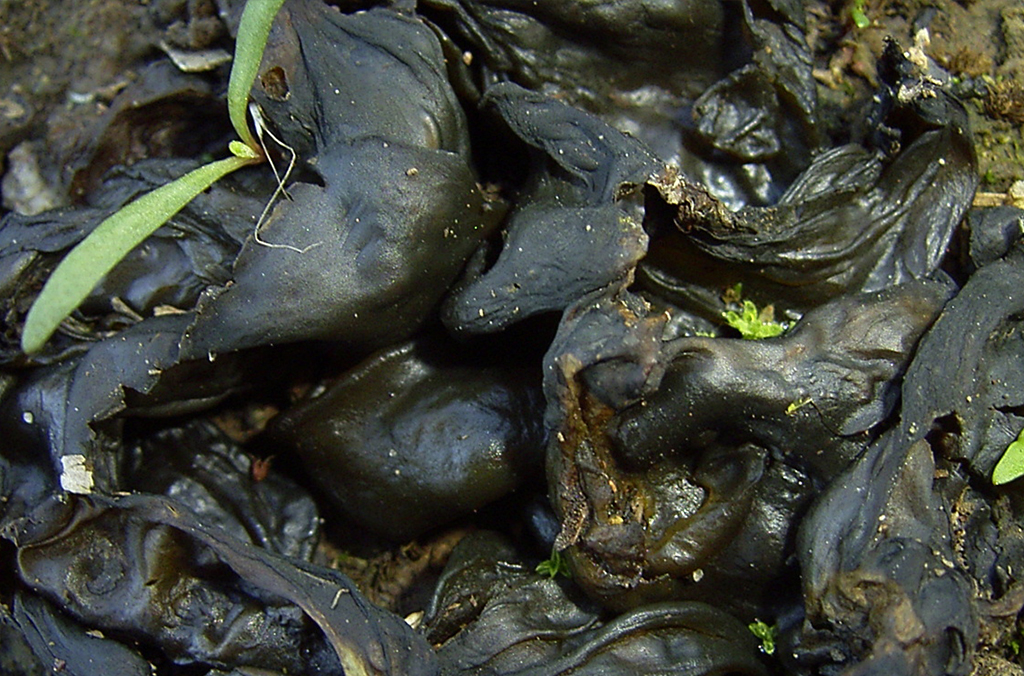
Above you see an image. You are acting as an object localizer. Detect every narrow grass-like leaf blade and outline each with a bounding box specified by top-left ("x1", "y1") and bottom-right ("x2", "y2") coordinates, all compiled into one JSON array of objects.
[
  {"x1": 21, "y1": 155, "x2": 253, "y2": 353},
  {"x1": 228, "y1": 0, "x2": 287, "y2": 149}
]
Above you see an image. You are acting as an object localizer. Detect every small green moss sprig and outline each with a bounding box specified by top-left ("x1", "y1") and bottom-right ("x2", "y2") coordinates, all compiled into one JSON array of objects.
[
  {"x1": 536, "y1": 549, "x2": 571, "y2": 579},
  {"x1": 748, "y1": 619, "x2": 777, "y2": 655},
  {"x1": 993, "y1": 428, "x2": 1024, "y2": 485},
  {"x1": 722, "y1": 299, "x2": 788, "y2": 340},
  {"x1": 21, "y1": 0, "x2": 286, "y2": 354}
]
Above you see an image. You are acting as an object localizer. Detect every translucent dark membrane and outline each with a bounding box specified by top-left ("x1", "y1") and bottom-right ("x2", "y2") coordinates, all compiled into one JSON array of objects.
[
  {"x1": 639, "y1": 42, "x2": 977, "y2": 321},
  {"x1": 542, "y1": 279, "x2": 953, "y2": 615},
  {"x1": 270, "y1": 334, "x2": 546, "y2": 541},
  {"x1": 179, "y1": 0, "x2": 496, "y2": 357},
  {"x1": 424, "y1": 532, "x2": 769, "y2": 676},
  {"x1": 4, "y1": 492, "x2": 438, "y2": 674}
]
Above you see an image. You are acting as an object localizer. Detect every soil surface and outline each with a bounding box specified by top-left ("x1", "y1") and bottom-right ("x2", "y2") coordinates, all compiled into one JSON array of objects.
[{"x1": 804, "y1": 0, "x2": 1024, "y2": 194}]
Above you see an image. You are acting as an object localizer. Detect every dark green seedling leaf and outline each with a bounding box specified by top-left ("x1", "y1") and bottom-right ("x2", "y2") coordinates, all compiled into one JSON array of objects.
[
  {"x1": 748, "y1": 619, "x2": 777, "y2": 655},
  {"x1": 993, "y1": 428, "x2": 1024, "y2": 485},
  {"x1": 536, "y1": 549, "x2": 571, "y2": 578},
  {"x1": 21, "y1": 154, "x2": 256, "y2": 353}
]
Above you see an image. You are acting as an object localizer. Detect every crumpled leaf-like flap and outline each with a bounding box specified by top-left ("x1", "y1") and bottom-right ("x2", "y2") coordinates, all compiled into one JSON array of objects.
[{"x1": 7, "y1": 493, "x2": 439, "y2": 676}]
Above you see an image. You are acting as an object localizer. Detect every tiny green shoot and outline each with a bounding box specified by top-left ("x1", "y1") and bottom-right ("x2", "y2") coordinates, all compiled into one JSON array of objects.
[
  {"x1": 993, "y1": 428, "x2": 1024, "y2": 485},
  {"x1": 722, "y1": 300, "x2": 788, "y2": 340},
  {"x1": 20, "y1": 0, "x2": 286, "y2": 354},
  {"x1": 748, "y1": 619, "x2": 777, "y2": 655},
  {"x1": 786, "y1": 396, "x2": 813, "y2": 416},
  {"x1": 850, "y1": 0, "x2": 870, "y2": 29},
  {"x1": 536, "y1": 549, "x2": 571, "y2": 579},
  {"x1": 722, "y1": 282, "x2": 744, "y2": 305}
]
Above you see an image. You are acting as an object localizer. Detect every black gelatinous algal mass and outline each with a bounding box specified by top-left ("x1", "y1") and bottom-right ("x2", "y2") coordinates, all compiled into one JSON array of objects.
[{"x1": 0, "y1": 1, "x2": 1007, "y2": 675}]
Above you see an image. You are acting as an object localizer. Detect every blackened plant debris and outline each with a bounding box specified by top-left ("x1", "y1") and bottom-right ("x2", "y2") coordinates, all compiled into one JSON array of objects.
[
  {"x1": 639, "y1": 45, "x2": 977, "y2": 322},
  {"x1": 0, "y1": 1, "x2": 1006, "y2": 675},
  {"x1": 179, "y1": 0, "x2": 497, "y2": 357},
  {"x1": 3, "y1": 492, "x2": 440, "y2": 675},
  {"x1": 542, "y1": 279, "x2": 954, "y2": 615}
]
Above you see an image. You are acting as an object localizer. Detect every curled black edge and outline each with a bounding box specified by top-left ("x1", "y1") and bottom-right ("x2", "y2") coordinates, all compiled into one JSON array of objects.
[
  {"x1": 0, "y1": 155, "x2": 264, "y2": 368},
  {"x1": 640, "y1": 50, "x2": 977, "y2": 321},
  {"x1": 899, "y1": 245, "x2": 1024, "y2": 476},
  {"x1": 606, "y1": 278, "x2": 956, "y2": 474},
  {"x1": 11, "y1": 589, "x2": 152, "y2": 676},
  {"x1": 426, "y1": 532, "x2": 766, "y2": 676},
  {"x1": 128, "y1": 419, "x2": 322, "y2": 560},
  {"x1": 536, "y1": 277, "x2": 961, "y2": 625},
  {"x1": 510, "y1": 601, "x2": 768, "y2": 676},
  {"x1": 793, "y1": 434, "x2": 977, "y2": 675},
  {"x1": 442, "y1": 81, "x2": 658, "y2": 334},
  {"x1": 481, "y1": 81, "x2": 661, "y2": 202},
  {"x1": 7, "y1": 493, "x2": 440, "y2": 676},
  {"x1": 3, "y1": 314, "x2": 191, "y2": 495},
  {"x1": 130, "y1": 493, "x2": 440, "y2": 676}
]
